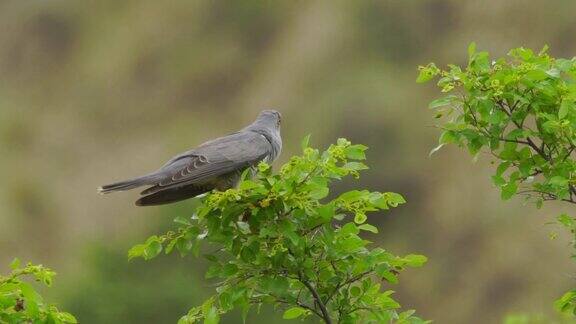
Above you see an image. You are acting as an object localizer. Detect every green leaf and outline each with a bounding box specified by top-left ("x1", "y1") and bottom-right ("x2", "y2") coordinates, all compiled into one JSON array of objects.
[
  {"x1": 358, "y1": 224, "x2": 379, "y2": 233},
  {"x1": 282, "y1": 307, "x2": 308, "y2": 319},
  {"x1": 144, "y1": 237, "x2": 163, "y2": 260},
  {"x1": 354, "y1": 213, "x2": 367, "y2": 224},
  {"x1": 404, "y1": 254, "x2": 428, "y2": 267},
  {"x1": 203, "y1": 254, "x2": 218, "y2": 262},
  {"x1": 350, "y1": 286, "x2": 362, "y2": 297},
  {"x1": 340, "y1": 222, "x2": 360, "y2": 236},
  {"x1": 439, "y1": 130, "x2": 458, "y2": 144},
  {"x1": 128, "y1": 244, "x2": 146, "y2": 261},
  {"x1": 257, "y1": 161, "x2": 270, "y2": 173},
  {"x1": 20, "y1": 282, "x2": 42, "y2": 304},
  {"x1": 491, "y1": 175, "x2": 505, "y2": 187},
  {"x1": 417, "y1": 63, "x2": 439, "y2": 83},
  {"x1": 555, "y1": 290, "x2": 576, "y2": 314},
  {"x1": 376, "y1": 266, "x2": 398, "y2": 284},
  {"x1": 467, "y1": 42, "x2": 476, "y2": 59},
  {"x1": 557, "y1": 214, "x2": 575, "y2": 228},
  {"x1": 62, "y1": 312, "x2": 79, "y2": 323},
  {"x1": 524, "y1": 69, "x2": 548, "y2": 81},
  {"x1": 204, "y1": 306, "x2": 220, "y2": 324},
  {"x1": 206, "y1": 264, "x2": 222, "y2": 279},
  {"x1": 384, "y1": 192, "x2": 406, "y2": 206},
  {"x1": 344, "y1": 144, "x2": 368, "y2": 160},
  {"x1": 301, "y1": 134, "x2": 311, "y2": 151},
  {"x1": 343, "y1": 162, "x2": 369, "y2": 171},
  {"x1": 174, "y1": 215, "x2": 191, "y2": 226},
  {"x1": 428, "y1": 95, "x2": 458, "y2": 109},
  {"x1": 338, "y1": 190, "x2": 366, "y2": 203},
  {"x1": 309, "y1": 185, "x2": 329, "y2": 200},
  {"x1": 10, "y1": 258, "x2": 20, "y2": 270},
  {"x1": 501, "y1": 182, "x2": 518, "y2": 200},
  {"x1": 57, "y1": 312, "x2": 78, "y2": 323},
  {"x1": 239, "y1": 180, "x2": 261, "y2": 190},
  {"x1": 505, "y1": 129, "x2": 526, "y2": 140},
  {"x1": 262, "y1": 276, "x2": 289, "y2": 296},
  {"x1": 559, "y1": 100, "x2": 574, "y2": 119},
  {"x1": 221, "y1": 264, "x2": 239, "y2": 277},
  {"x1": 496, "y1": 162, "x2": 511, "y2": 176},
  {"x1": 550, "y1": 176, "x2": 568, "y2": 187},
  {"x1": 470, "y1": 51, "x2": 489, "y2": 71},
  {"x1": 317, "y1": 203, "x2": 335, "y2": 222}
]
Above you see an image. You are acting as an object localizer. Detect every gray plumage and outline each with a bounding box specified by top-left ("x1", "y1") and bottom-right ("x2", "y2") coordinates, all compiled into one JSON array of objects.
[{"x1": 98, "y1": 110, "x2": 282, "y2": 206}]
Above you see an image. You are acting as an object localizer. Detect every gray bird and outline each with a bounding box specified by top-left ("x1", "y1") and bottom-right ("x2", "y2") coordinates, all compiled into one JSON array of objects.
[{"x1": 98, "y1": 110, "x2": 282, "y2": 206}]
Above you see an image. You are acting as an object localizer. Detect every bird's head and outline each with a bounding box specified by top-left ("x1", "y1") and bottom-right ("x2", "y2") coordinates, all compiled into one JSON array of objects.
[
  {"x1": 243, "y1": 109, "x2": 282, "y2": 161},
  {"x1": 254, "y1": 109, "x2": 282, "y2": 131}
]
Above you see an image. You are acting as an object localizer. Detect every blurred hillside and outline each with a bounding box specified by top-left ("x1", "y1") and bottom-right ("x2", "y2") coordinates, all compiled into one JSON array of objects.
[{"x1": 1, "y1": 1, "x2": 576, "y2": 323}]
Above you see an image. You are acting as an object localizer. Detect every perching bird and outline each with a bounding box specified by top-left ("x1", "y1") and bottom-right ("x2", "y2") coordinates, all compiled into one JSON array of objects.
[{"x1": 98, "y1": 110, "x2": 282, "y2": 206}]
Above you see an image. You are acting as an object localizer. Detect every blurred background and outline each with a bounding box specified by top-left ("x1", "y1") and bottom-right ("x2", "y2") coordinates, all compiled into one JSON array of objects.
[{"x1": 1, "y1": 1, "x2": 575, "y2": 323}]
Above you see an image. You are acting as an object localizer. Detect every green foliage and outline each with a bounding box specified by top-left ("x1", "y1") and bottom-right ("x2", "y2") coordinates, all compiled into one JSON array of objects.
[
  {"x1": 420, "y1": 44, "x2": 576, "y2": 206},
  {"x1": 130, "y1": 138, "x2": 428, "y2": 323},
  {"x1": 554, "y1": 213, "x2": 576, "y2": 317},
  {"x1": 0, "y1": 259, "x2": 76, "y2": 324},
  {"x1": 556, "y1": 289, "x2": 576, "y2": 316},
  {"x1": 420, "y1": 44, "x2": 576, "y2": 317}
]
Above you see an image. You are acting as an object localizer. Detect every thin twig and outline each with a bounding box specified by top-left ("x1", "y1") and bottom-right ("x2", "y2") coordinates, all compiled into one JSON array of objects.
[{"x1": 299, "y1": 273, "x2": 332, "y2": 324}]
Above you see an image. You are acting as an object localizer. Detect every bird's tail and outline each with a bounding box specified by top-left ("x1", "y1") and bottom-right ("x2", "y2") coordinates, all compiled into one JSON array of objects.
[
  {"x1": 98, "y1": 174, "x2": 157, "y2": 194},
  {"x1": 136, "y1": 185, "x2": 209, "y2": 206}
]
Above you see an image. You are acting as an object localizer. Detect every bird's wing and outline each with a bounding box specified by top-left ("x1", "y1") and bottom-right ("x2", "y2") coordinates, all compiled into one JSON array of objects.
[{"x1": 147, "y1": 131, "x2": 271, "y2": 193}]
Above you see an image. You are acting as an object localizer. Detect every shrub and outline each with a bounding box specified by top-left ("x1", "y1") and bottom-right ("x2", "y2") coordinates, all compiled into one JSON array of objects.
[
  {"x1": 419, "y1": 43, "x2": 576, "y2": 316},
  {"x1": 130, "y1": 138, "x2": 428, "y2": 324},
  {"x1": 0, "y1": 259, "x2": 76, "y2": 323}
]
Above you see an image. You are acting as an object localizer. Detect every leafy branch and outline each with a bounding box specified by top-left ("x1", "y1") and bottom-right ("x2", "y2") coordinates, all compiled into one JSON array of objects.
[
  {"x1": 419, "y1": 43, "x2": 576, "y2": 317},
  {"x1": 129, "y1": 137, "x2": 428, "y2": 323},
  {"x1": 0, "y1": 259, "x2": 77, "y2": 324}
]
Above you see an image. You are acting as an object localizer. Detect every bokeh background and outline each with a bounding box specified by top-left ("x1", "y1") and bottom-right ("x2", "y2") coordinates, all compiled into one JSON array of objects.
[{"x1": 1, "y1": 1, "x2": 576, "y2": 323}]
